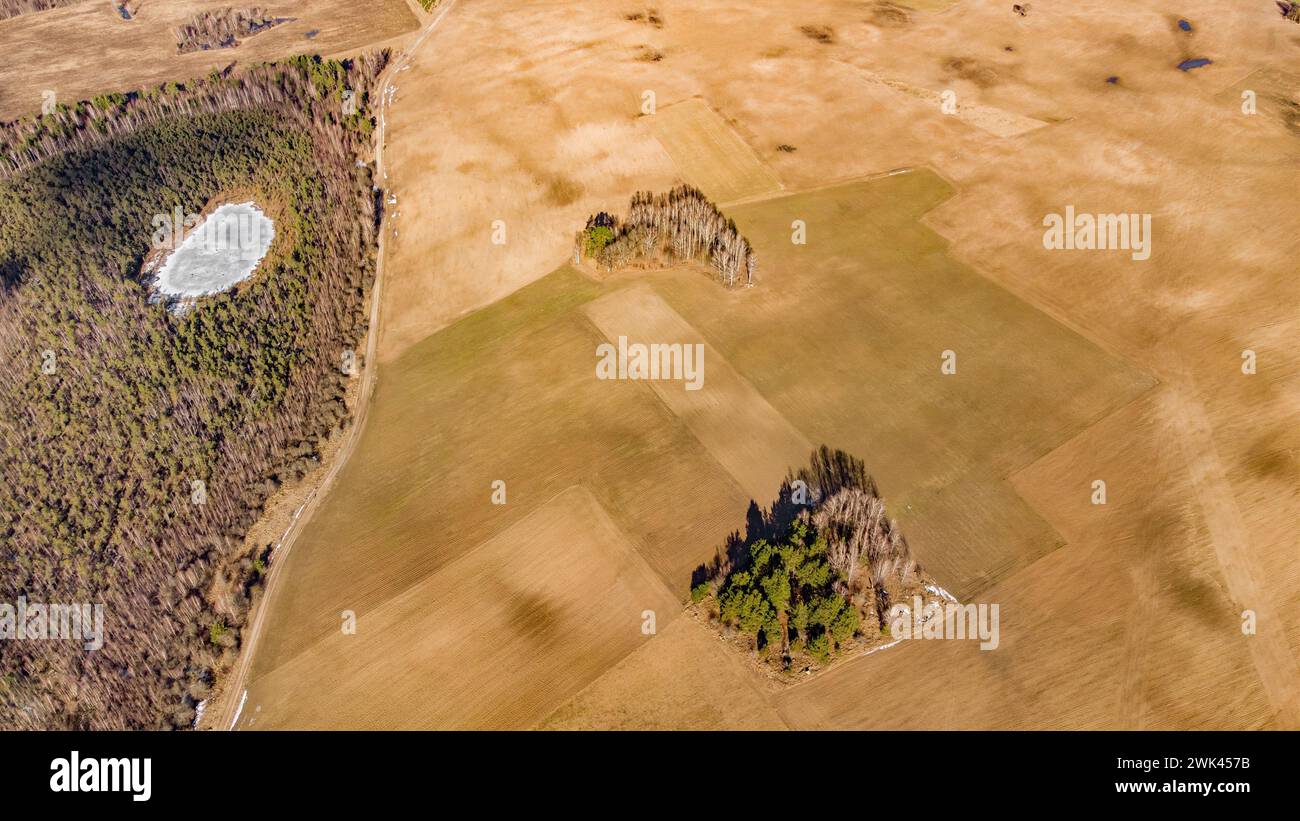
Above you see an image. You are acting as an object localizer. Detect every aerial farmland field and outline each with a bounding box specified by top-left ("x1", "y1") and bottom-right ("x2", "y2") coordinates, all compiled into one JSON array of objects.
[
  {"x1": 0, "y1": 0, "x2": 422, "y2": 120},
  {"x1": 230, "y1": 160, "x2": 1156, "y2": 728},
  {"x1": 1, "y1": 0, "x2": 1297, "y2": 798}
]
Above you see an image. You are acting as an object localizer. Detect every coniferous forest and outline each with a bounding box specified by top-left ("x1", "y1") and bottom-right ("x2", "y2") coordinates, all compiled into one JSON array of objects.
[{"x1": 0, "y1": 53, "x2": 387, "y2": 728}]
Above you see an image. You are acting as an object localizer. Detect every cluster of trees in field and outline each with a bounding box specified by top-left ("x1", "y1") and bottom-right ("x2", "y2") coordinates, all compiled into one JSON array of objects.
[
  {"x1": 174, "y1": 7, "x2": 292, "y2": 53},
  {"x1": 575, "y1": 185, "x2": 757, "y2": 288},
  {"x1": 624, "y1": 8, "x2": 664, "y2": 28},
  {"x1": 0, "y1": 0, "x2": 79, "y2": 21},
  {"x1": 0, "y1": 53, "x2": 388, "y2": 729},
  {"x1": 692, "y1": 447, "x2": 934, "y2": 671}
]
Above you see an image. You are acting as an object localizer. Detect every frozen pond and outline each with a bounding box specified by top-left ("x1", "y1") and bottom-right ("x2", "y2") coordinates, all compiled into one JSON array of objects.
[{"x1": 151, "y1": 202, "x2": 274, "y2": 298}]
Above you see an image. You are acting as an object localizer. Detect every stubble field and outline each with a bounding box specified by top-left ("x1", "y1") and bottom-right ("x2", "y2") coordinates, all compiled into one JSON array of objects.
[{"x1": 352, "y1": 0, "x2": 1297, "y2": 729}]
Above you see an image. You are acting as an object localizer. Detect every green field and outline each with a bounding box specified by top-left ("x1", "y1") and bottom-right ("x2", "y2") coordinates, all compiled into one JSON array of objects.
[
  {"x1": 248, "y1": 169, "x2": 1155, "y2": 718},
  {"x1": 649, "y1": 172, "x2": 1155, "y2": 596},
  {"x1": 250, "y1": 266, "x2": 752, "y2": 676}
]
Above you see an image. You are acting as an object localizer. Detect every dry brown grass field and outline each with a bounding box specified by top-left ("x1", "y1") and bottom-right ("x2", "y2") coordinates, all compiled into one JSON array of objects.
[
  {"x1": 237, "y1": 485, "x2": 680, "y2": 729},
  {"x1": 647, "y1": 175, "x2": 1155, "y2": 599},
  {"x1": 541, "y1": 613, "x2": 791, "y2": 730},
  {"x1": 356, "y1": 0, "x2": 1296, "y2": 730},
  {"x1": 584, "y1": 283, "x2": 813, "y2": 503},
  {"x1": 0, "y1": 0, "x2": 422, "y2": 120},
  {"x1": 242, "y1": 266, "x2": 752, "y2": 680},
  {"x1": 648, "y1": 98, "x2": 784, "y2": 203},
  {"x1": 237, "y1": 157, "x2": 1160, "y2": 725},
  {"x1": 6, "y1": 0, "x2": 1295, "y2": 730}
]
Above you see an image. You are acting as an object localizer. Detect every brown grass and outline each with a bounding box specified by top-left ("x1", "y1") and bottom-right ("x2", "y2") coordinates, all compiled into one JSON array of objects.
[
  {"x1": 584, "y1": 284, "x2": 813, "y2": 503},
  {"x1": 647, "y1": 99, "x2": 783, "y2": 204},
  {"x1": 0, "y1": 0, "x2": 418, "y2": 120},
  {"x1": 362, "y1": 0, "x2": 1300, "y2": 729},
  {"x1": 237, "y1": 486, "x2": 680, "y2": 729},
  {"x1": 542, "y1": 613, "x2": 790, "y2": 729},
  {"x1": 21, "y1": 0, "x2": 1291, "y2": 729}
]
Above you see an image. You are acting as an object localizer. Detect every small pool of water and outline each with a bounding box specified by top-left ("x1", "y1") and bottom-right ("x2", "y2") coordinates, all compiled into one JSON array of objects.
[
  {"x1": 1177, "y1": 58, "x2": 1212, "y2": 71},
  {"x1": 1178, "y1": 19, "x2": 1193, "y2": 32},
  {"x1": 150, "y1": 203, "x2": 274, "y2": 299}
]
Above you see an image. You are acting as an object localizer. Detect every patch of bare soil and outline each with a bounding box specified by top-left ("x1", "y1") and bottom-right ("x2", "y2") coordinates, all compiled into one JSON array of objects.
[
  {"x1": 799, "y1": 24, "x2": 836, "y2": 44},
  {"x1": 943, "y1": 55, "x2": 1006, "y2": 88},
  {"x1": 624, "y1": 7, "x2": 664, "y2": 28}
]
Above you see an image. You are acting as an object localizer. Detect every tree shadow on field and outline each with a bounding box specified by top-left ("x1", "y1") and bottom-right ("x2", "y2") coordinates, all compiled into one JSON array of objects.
[
  {"x1": 691, "y1": 446, "x2": 876, "y2": 589},
  {"x1": 691, "y1": 499, "x2": 773, "y2": 589}
]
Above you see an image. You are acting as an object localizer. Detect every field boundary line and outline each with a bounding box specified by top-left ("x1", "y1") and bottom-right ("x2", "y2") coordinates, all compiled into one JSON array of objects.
[
  {"x1": 651, "y1": 96, "x2": 784, "y2": 203},
  {"x1": 918, "y1": 192, "x2": 1156, "y2": 372},
  {"x1": 716, "y1": 164, "x2": 940, "y2": 210},
  {"x1": 582, "y1": 283, "x2": 814, "y2": 504},
  {"x1": 832, "y1": 58, "x2": 1055, "y2": 139}
]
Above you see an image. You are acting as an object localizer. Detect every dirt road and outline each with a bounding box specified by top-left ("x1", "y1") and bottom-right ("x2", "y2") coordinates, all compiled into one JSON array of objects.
[{"x1": 207, "y1": 0, "x2": 460, "y2": 732}]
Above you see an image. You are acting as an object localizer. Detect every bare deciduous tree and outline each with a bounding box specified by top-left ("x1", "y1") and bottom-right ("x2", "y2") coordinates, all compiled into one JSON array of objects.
[
  {"x1": 174, "y1": 7, "x2": 293, "y2": 54},
  {"x1": 576, "y1": 185, "x2": 757, "y2": 289}
]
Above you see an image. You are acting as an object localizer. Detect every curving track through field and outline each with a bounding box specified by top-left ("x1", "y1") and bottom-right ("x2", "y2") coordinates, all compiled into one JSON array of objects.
[{"x1": 208, "y1": 0, "x2": 460, "y2": 732}]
